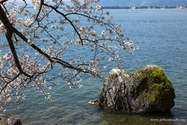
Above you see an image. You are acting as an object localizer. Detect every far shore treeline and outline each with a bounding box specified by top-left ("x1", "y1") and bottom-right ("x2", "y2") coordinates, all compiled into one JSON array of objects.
[
  {"x1": 100, "y1": 5, "x2": 187, "y2": 9},
  {"x1": 25, "y1": 5, "x2": 187, "y2": 9}
]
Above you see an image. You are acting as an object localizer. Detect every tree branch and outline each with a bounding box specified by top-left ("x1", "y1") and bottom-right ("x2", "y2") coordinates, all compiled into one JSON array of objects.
[
  {"x1": 43, "y1": 3, "x2": 84, "y2": 46},
  {"x1": 0, "y1": 0, "x2": 7, "y2": 4}
]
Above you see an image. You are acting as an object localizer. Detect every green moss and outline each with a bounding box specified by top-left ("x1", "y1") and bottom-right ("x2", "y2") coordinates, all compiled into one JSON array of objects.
[
  {"x1": 149, "y1": 67, "x2": 174, "y2": 106},
  {"x1": 132, "y1": 66, "x2": 175, "y2": 106},
  {"x1": 111, "y1": 73, "x2": 118, "y2": 77},
  {"x1": 141, "y1": 73, "x2": 147, "y2": 80}
]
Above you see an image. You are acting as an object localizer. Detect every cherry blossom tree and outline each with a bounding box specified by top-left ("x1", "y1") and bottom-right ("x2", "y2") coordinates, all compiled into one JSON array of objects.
[{"x1": 0, "y1": 0, "x2": 138, "y2": 112}]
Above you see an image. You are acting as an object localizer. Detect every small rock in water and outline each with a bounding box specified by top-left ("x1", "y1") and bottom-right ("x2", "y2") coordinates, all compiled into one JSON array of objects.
[
  {"x1": 87, "y1": 100, "x2": 100, "y2": 106},
  {"x1": 0, "y1": 114, "x2": 22, "y2": 125}
]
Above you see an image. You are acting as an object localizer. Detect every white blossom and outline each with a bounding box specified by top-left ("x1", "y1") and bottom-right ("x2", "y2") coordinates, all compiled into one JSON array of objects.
[
  {"x1": 90, "y1": 31, "x2": 97, "y2": 37},
  {"x1": 27, "y1": 39, "x2": 33, "y2": 45},
  {"x1": 0, "y1": 0, "x2": 138, "y2": 111},
  {"x1": 96, "y1": 5, "x2": 101, "y2": 11},
  {"x1": 34, "y1": 5, "x2": 39, "y2": 10},
  {"x1": 51, "y1": 25, "x2": 56, "y2": 29}
]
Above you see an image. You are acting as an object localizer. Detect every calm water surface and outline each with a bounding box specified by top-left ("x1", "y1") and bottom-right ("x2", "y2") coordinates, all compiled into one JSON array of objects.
[{"x1": 3, "y1": 9, "x2": 187, "y2": 125}]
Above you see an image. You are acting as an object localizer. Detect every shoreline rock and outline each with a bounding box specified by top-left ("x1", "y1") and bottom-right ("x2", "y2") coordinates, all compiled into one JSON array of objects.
[
  {"x1": 0, "y1": 114, "x2": 22, "y2": 125},
  {"x1": 98, "y1": 65, "x2": 175, "y2": 114}
]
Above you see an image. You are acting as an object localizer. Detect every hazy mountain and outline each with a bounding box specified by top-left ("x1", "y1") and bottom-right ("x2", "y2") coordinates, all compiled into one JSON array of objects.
[
  {"x1": 11, "y1": 0, "x2": 187, "y2": 7},
  {"x1": 95, "y1": 0, "x2": 187, "y2": 6}
]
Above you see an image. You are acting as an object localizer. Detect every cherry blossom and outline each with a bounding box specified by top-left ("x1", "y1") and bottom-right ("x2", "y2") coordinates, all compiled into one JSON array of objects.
[{"x1": 0, "y1": 0, "x2": 138, "y2": 112}]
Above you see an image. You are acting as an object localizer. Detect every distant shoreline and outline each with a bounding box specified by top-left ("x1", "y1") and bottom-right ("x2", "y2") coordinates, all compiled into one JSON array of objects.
[
  {"x1": 100, "y1": 8, "x2": 187, "y2": 9},
  {"x1": 25, "y1": 6, "x2": 187, "y2": 10},
  {"x1": 100, "y1": 6, "x2": 187, "y2": 10},
  {"x1": 103, "y1": 8, "x2": 187, "y2": 10},
  {"x1": 25, "y1": 7, "x2": 187, "y2": 10}
]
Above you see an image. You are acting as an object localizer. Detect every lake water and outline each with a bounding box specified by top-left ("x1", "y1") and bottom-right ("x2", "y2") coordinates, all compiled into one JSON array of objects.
[{"x1": 3, "y1": 9, "x2": 187, "y2": 125}]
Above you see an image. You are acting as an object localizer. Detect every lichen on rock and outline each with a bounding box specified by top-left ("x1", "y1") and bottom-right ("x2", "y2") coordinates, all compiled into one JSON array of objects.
[{"x1": 98, "y1": 65, "x2": 175, "y2": 114}]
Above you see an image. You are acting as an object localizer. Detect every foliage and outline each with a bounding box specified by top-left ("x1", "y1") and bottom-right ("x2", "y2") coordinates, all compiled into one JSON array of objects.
[{"x1": 0, "y1": 0, "x2": 138, "y2": 112}]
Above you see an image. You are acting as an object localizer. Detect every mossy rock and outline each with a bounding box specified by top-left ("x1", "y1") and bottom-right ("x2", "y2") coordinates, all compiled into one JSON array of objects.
[
  {"x1": 99, "y1": 65, "x2": 175, "y2": 113},
  {"x1": 130, "y1": 65, "x2": 175, "y2": 112}
]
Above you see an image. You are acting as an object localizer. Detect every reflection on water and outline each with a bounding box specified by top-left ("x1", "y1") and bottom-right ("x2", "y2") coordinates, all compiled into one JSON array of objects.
[
  {"x1": 37, "y1": 102, "x2": 186, "y2": 125},
  {"x1": 48, "y1": 105, "x2": 186, "y2": 125}
]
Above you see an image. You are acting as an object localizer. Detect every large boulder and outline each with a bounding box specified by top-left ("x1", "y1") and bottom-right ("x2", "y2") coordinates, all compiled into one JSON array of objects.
[
  {"x1": 0, "y1": 114, "x2": 22, "y2": 125},
  {"x1": 98, "y1": 65, "x2": 175, "y2": 113}
]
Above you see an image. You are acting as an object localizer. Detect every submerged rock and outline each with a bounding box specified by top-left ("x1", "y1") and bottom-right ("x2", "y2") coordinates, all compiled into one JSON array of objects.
[
  {"x1": 98, "y1": 65, "x2": 175, "y2": 114},
  {"x1": 87, "y1": 100, "x2": 100, "y2": 106},
  {"x1": 0, "y1": 114, "x2": 22, "y2": 125}
]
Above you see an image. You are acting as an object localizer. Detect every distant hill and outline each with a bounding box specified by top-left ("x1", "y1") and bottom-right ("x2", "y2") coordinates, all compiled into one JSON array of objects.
[
  {"x1": 95, "y1": 0, "x2": 187, "y2": 6},
  {"x1": 11, "y1": 0, "x2": 187, "y2": 7}
]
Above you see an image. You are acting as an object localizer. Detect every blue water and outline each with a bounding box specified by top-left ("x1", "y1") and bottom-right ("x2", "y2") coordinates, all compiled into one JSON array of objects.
[{"x1": 3, "y1": 9, "x2": 187, "y2": 125}]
